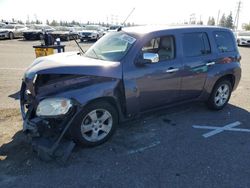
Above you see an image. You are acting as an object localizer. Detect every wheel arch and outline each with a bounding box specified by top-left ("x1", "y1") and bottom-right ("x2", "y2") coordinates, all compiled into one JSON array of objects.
[
  {"x1": 84, "y1": 96, "x2": 124, "y2": 123},
  {"x1": 214, "y1": 74, "x2": 235, "y2": 89},
  {"x1": 9, "y1": 31, "x2": 14, "y2": 39}
]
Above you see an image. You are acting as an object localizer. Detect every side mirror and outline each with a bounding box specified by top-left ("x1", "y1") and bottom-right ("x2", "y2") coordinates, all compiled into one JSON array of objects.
[{"x1": 143, "y1": 53, "x2": 159, "y2": 63}]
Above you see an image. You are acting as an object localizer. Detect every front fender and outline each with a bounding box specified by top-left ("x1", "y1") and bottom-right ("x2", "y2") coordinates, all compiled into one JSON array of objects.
[{"x1": 40, "y1": 79, "x2": 122, "y2": 106}]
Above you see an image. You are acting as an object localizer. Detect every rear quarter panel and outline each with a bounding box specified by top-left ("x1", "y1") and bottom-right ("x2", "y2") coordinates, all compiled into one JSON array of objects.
[{"x1": 201, "y1": 28, "x2": 241, "y2": 99}]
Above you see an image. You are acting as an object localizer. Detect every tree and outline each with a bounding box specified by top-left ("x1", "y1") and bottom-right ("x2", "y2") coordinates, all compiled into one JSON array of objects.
[
  {"x1": 207, "y1": 17, "x2": 215, "y2": 26},
  {"x1": 17, "y1": 20, "x2": 24, "y2": 24},
  {"x1": 225, "y1": 12, "x2": 234, "y2": 29},
  {"x1": 197, "y1": 20, "x2": 203, "y2": 25},
  {"x1": 46, "y1": 20, "x2": 50, "y2": 25},
  {"x1": 50, "y1": 20, "x2": 59, "y2": 26},
  {"x1": 35, "y1": 20, "x2": 42, "y2": 24},
  {"x1": 243, "y1": 22, "x2": 250, "y2": 31},
  {"x1": 219, "y1": 14, "x2": 226, "y2": 27}
]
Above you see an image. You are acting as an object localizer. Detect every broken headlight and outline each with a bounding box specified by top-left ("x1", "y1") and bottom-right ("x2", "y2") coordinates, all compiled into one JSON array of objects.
[{"x1": 36, "y1": 98, "x2": 72, "y2": 117}]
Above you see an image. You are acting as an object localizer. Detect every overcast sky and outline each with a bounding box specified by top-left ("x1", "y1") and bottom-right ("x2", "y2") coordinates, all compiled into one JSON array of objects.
[{"x1": 0, "y1": 0, "x2": 249, "y2": 28}]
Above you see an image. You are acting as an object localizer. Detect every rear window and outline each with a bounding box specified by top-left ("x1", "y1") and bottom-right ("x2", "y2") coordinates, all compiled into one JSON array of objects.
[
  {"x1": 213, "y1": 31, "x2": 235, "y2": 53},
  {"x1": 182, "y1": 32, "x2": 211, "y2": 57}
]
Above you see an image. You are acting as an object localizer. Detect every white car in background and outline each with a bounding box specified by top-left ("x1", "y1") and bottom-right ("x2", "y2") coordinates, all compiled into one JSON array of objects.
[
  {"x1": 236, "y1": 31, "x2": 250, "y2": 46},
  {"x1": 0, "y1": 24, "x2": 28, "y2": 39},
  {"x1": 79, "y1": 25, "x2": 105, "y2": 42},
  {"x1": 0, "y1": 22, "x2": 6, "y2": 28}
]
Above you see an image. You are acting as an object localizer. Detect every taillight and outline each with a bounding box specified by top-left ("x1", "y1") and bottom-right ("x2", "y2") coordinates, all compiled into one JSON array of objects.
[
  {"x1": 220, "y1": 57, "x2": 232, "y2": 64},
  {"x1": 219, "y1": 56, "x2": 241, "y2": 64}
]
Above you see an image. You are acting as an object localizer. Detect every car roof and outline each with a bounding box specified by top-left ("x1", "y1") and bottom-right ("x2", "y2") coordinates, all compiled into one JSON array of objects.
[{"x1": 123, "y1": 25, "x2": 230, "y2": 35}]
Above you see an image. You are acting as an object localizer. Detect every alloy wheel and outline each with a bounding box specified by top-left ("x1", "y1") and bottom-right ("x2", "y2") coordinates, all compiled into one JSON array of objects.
[
  {"x1": 80, "y1": 109, "x2": 113, "y2": 142},
  {"x1": 214, "y1": 84, "x2": 230, "y2": 107}
]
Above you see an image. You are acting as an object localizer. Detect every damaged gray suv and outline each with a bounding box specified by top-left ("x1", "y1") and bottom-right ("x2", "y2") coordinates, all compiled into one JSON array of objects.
[{"x1": 20, "y1": 26, "x2": 241, "y2": 159}]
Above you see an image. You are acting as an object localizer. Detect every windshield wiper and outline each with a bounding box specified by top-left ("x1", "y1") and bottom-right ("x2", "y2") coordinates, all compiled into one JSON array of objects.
[
  {"x1": 72, "y1": 35, "x2": 85, "y2": 55},
  {"x1": 91, "y1": 49, "x2": 102, "y2": 60}
]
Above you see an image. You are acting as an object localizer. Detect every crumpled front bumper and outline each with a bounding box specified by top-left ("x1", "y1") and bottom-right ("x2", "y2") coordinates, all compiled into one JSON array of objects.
[
  {"x1": 22, "y1": 107, "x2": 79, "y2": 162},
  {"x1": 20, "y1": 80, "x2": 79, "y2": 161}
]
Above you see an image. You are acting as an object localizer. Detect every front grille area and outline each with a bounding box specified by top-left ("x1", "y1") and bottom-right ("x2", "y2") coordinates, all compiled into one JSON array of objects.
[{"x1": 81, "y1": 32, "x2": 91, "y2": 36}]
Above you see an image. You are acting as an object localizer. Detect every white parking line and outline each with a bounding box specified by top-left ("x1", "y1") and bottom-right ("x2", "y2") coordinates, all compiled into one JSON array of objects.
[
  {"x1": 0, "y1": 67, "x2": 26, "y2": 71},
  {"x1": 192, "y1": 121, "x2": 250, "y2": 138}
]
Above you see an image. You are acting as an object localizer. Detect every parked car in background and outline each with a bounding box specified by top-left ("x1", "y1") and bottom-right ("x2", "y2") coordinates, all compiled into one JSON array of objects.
[
  {"x1": 23, "y1": 24, "x2": 55, "y2": 40},
  {"x1": 0, "y1": 22, "x2": 6, "y2": 28},
  {"x1": 109, "y1": 25, "x2": 123, "y2": 31},
  {"x1": 236, "y1": 31, "x2": 250, "y2": 46},
  {"x1": 20, "y1": 26, "x2": 241, "y2": 160},
  {"x1": 79, "y1": 25, "x2": 105, "y2": 42},
  {"x1": 0, "y1": 24, "x2": 28, "y2": 39},
  {"x1": 51, "y1": 26, "x2": 81, "y2": 41}
]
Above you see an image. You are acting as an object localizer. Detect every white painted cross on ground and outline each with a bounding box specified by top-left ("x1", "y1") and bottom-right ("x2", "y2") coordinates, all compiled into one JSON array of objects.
[{"x1": 193, "y1": 121, "x2": 250, "y2": 138}]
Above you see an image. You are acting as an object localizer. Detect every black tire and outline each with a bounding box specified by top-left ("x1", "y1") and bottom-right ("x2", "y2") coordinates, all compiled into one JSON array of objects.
[
  {"x1": 237, "y1": 40, "x2": 241, "y2": 47},
  {"x1": 39, "y1": 33, "x2": 44, "y2": 40},
  {"x1": 207, "y1": 79, "x2": 232, "y2": 110},
  {"x1": 9, "y1": 32, "x2": 14, "y2": 40},
  {"x1": 71, "y1": 101, "x2": 118, "y2": 147}
]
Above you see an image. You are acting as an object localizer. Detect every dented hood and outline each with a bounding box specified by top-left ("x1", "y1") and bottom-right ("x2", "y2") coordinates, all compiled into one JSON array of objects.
[{"x1": 24, "y1": 52, "x2": 122, "y2": 80}]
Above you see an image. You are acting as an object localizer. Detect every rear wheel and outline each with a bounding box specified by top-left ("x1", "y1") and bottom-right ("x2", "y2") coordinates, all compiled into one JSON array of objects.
[
  {"x1": 71, "y1": 101, "x2": 118, "y2": 146},
  {"x1": 9, "y1": 32, "x2": 14, "y2": 39},
  {"x1": 207, "y1": 80, "x2": 232, "y2": 110}
]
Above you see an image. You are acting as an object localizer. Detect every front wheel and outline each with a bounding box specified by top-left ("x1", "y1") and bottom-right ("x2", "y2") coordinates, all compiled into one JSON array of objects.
[
  {"x1": 207, "y1": 80, "x2": 232, "y2": 110},
  {"x1": 71, "y1": 101, "x2": 118, "y2": 146}
]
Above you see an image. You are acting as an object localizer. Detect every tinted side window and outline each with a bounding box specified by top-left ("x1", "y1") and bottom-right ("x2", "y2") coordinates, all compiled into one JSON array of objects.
[
  {"x1": 213, "y1": 31, "x2": 235, "y2": 53},
  {"x1": 182, "y1": 32, "x2": 211, "y2": 57}
]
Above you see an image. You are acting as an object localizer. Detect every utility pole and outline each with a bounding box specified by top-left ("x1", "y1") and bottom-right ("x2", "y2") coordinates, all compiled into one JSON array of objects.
[
  {"x1": 189, "y1": 13, "x2": 196, "y2": 24},
  {"x1": 234, "y1": 1, "x2": 242, "y2": 31},
  {"x1": 216, "y1": 10, "x2": 220, "y2": 26}
]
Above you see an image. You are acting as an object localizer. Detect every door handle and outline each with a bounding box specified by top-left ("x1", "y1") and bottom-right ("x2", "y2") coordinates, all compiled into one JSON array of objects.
[
  {"x1": 206, "y1": 62, "x2": 215, "y2": 66},
  {"x1": 166, "y1": 68, "x2": 179, "y2": 73}
]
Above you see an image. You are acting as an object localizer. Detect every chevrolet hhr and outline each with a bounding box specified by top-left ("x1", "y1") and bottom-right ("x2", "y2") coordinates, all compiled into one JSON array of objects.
[{"x1": 20, "y1": 26, "x2": 241, "y2": 157}]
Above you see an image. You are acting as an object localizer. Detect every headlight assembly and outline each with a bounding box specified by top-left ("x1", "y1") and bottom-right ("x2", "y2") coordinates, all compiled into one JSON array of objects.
[{"x1": 36, "y1": 98, "x2": 72, "y2": 117}]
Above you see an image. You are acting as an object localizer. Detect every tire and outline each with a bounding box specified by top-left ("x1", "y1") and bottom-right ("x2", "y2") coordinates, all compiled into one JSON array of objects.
[
  {"x1": 237, "y1": 40, "x2": 241, "y2": 46},
  {"x1": 207, "y1": 79, "x2": 232, "y2": 110},
  {"x1": 39, "y1": 33, "x2": 44, "y2": 40},
  {"x1": 71, "y1": 101, "x2": 118, "y2": 147},
  {"x1": 9, "y1": 32, "x2": 14, "y2": 40}
]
